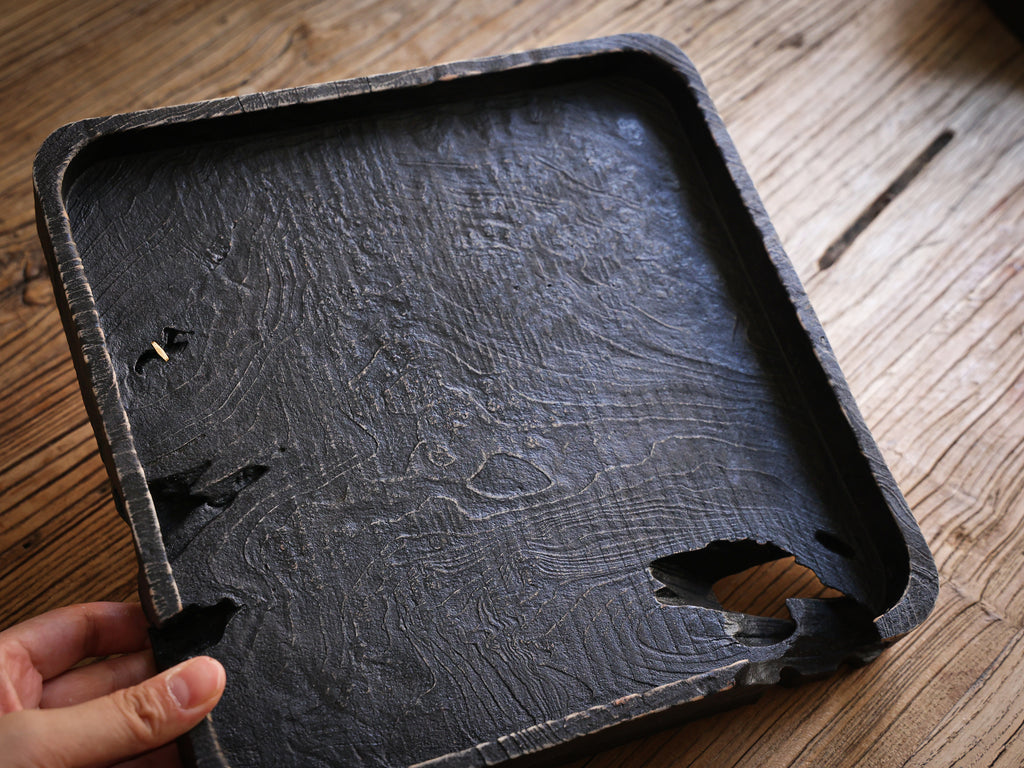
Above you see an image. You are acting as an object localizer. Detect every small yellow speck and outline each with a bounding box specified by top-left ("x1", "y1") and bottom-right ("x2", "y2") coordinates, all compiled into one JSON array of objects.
[{"x1": 151, "y1": 341, "x2": 169, "y2": 361}]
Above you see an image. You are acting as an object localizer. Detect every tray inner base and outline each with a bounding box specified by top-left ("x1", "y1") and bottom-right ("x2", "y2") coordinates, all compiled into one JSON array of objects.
[{"x1": 65, "y1": 71, "x2": 898, "y2": 768}]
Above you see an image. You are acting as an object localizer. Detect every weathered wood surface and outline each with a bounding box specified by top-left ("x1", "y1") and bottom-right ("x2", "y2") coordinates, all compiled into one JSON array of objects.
[{"x1": 1, "y1": 1, "x2": 1022, "y2": 767}]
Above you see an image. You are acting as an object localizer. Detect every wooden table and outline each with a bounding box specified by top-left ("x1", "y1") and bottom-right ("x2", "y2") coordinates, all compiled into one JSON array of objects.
[{"x1": 1, "y1": 1, "x2": 1021, "y2": 765}]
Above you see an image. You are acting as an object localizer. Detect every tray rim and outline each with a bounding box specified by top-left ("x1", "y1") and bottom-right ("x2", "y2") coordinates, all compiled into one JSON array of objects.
[{"x1": 33, "y1": 32, "x2": 938, "y2": 768}]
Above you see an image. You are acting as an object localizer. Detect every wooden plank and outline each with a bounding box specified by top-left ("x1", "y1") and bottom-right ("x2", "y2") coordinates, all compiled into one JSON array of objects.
[
  {"x1": 2, "y1": 0, "x2": 1023, "y2": 765},
  {"x1": 0, "y1": 492, "x2": 135, "y2": 627},
  {"x1": 905, "y1": 626, "x2": 1024, "y2": 768}
]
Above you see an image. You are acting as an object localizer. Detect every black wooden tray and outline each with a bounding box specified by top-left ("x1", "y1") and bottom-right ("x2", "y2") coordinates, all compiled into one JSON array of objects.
[{"x1": 34, "y1": 34, "x2": 937, "y2": 768}]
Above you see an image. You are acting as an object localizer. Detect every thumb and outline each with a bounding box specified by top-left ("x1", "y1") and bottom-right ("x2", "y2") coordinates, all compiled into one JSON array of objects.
[{"x1": 26, "y1": 656, "x2": 225, "y2": 768}]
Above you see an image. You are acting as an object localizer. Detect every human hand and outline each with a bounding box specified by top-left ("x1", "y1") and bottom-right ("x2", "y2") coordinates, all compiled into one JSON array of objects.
[{"x1": 0, "y1": 602, "x2": 225, "y2": 767}]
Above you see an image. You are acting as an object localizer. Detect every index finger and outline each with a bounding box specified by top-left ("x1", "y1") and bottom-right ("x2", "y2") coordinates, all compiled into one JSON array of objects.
[{"x1": 0, "y1": 603, "x2": 150, "y2": 680}]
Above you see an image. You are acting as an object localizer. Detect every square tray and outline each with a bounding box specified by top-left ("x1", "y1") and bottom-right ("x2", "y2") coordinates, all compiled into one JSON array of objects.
[{"x1": 34, "y1": 34, "x2": 936, "y2": 768}]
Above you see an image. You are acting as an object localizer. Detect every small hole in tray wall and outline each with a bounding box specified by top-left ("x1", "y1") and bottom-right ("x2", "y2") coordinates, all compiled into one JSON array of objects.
[
  {"x1": 713, "y1": 556, "x2": 844, "y2": 621},
  {"x1": 134, "y1": 327, "x2": 193, "y2": 374}
]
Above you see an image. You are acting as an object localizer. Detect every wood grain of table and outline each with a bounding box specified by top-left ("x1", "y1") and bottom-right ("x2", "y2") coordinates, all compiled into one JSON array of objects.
[{"x1": 1, "y1": 1, "x2": 1021, "y2": 766}]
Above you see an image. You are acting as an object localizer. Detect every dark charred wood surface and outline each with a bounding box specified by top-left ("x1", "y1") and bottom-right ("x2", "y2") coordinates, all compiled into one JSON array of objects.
[{"x1": 33, "y1": 37, "x2": 934, "y2": 768}]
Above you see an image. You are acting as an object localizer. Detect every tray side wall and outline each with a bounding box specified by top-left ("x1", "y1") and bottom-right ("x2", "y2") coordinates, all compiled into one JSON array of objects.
[{"x1": 629, "y1": 36, "x2": 938, "y2": 636}]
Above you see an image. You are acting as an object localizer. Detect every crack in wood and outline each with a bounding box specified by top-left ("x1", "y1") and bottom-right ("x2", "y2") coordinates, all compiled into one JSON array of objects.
[{"x1": 818, "y1": 129, "x2": 955, "y2": 270}]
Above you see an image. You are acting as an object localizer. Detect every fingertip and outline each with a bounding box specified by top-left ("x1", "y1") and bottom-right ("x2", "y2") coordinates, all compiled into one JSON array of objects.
[
  {"x1": 20, "y1": 655, "x2": 226, "y2": 766},
  {"x1": 166, "y1": 656, "x2": 226, "y2": 713}
]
